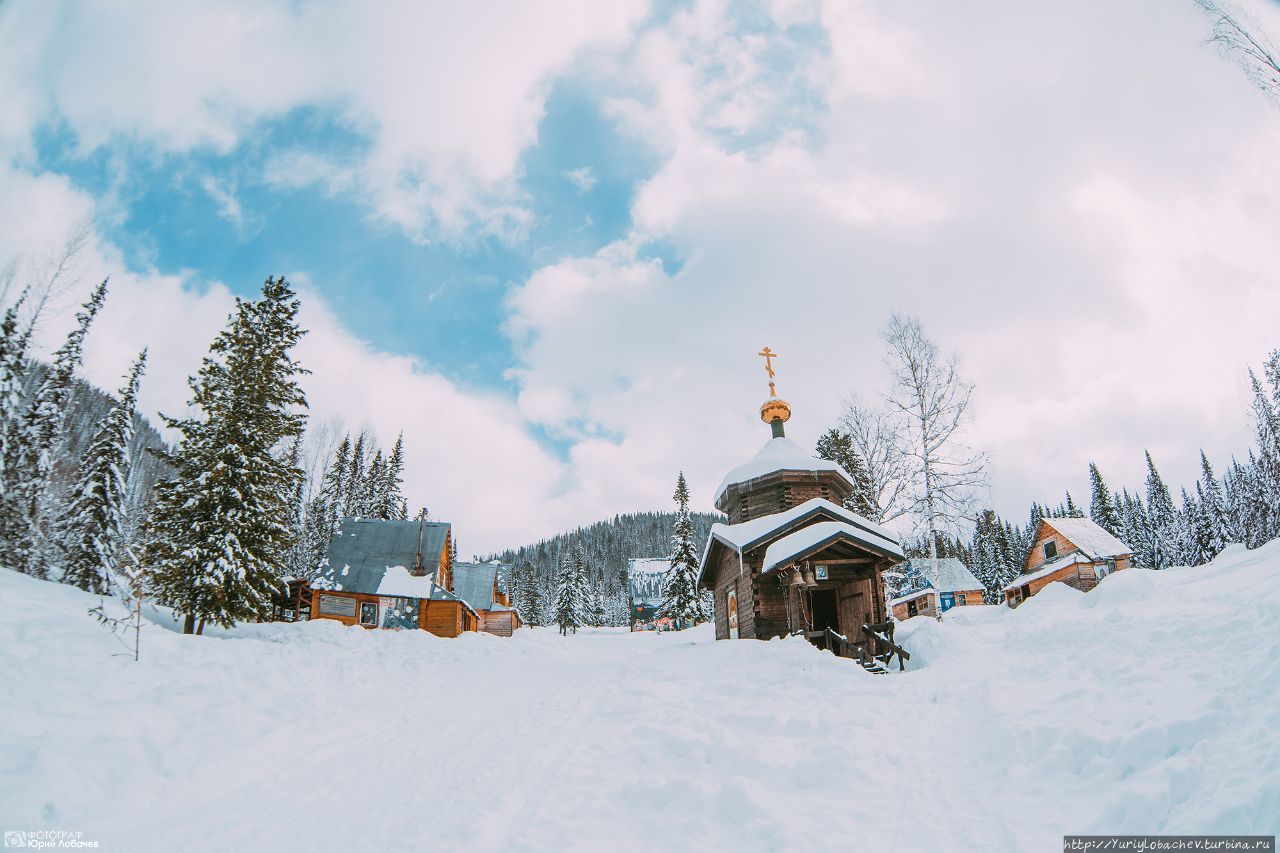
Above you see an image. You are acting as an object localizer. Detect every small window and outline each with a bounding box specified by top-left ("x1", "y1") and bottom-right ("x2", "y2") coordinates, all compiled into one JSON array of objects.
[
  {"x1": 1043, "y1": 540, "x2": 1057, "y2": 560},
  {"x1": 958, "y1": 593, "x2": 967, "y2": 605},
  {"x1": 358, "y1": 601, "x2": 378, "y2": 627}
]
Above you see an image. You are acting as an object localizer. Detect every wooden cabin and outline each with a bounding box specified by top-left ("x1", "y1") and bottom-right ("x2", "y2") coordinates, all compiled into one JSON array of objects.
[
  {"x1": 453, "y1": 561, "x2": 522, "y2": 637},
  {"x1": 310, "y1": 518, "x2": 479, "y2": 637},
  {"x1": 698, "y1": 390, "x2": 909, "y2": 669},
  {"x1": 1004, "y1": 517, "x2": 1134, "y2": 607},
  {"x1": 888, "y1": 558, "x2": 986, "y2": 620}
]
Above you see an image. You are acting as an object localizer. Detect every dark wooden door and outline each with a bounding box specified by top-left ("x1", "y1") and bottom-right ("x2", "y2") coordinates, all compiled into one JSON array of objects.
[{"x1": 809, "y1": 589, "x2": 839, "y2": 633}]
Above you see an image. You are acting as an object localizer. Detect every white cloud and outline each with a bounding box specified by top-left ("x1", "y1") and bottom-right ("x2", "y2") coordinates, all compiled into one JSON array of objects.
[
  {"x1": 503, "y1": 0, "x2": 1280, "y2": 530},
  {"x1": 0, "y1": 0, "x2": 649, "y2": 240},
  {"x1": 564, "y1": 167, "x2": 597, "y2": 193}
]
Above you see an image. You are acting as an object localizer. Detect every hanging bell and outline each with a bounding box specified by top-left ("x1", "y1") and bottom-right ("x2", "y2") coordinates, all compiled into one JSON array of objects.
[
  {"x1": 801, "y1": 567, "x2": 818, "y2": 589},
  {"x1": 787, "y1": 568, "x2": 805, "y2": 588}
]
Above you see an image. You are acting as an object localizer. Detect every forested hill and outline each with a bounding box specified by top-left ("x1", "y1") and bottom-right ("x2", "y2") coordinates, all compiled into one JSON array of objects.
[
  {"x1": 29, "y1": 364, "x2": 172, "y2": 530},
  {"x1": 484, "y1": 510, "x2": 723, "y2": 584}
]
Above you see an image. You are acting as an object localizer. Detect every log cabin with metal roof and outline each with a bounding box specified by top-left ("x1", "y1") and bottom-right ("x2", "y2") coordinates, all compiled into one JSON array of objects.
[
  {"x1": 310, "y1": 518, "x2": 480, "y2": 636},
  {"x1": 452, "y1": 561, "x2": 522, "y2": 637},
  {"x1": 1003, "y1": 517, "x2": 1134, "y2": 608},
  {"x1": 698, "y1": 348, "x2": 911, "y2": 672}
]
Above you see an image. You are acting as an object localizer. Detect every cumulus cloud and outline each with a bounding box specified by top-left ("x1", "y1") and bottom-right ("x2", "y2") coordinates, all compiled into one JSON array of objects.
[
  {"x1": 0, "y1": 0, "x2": 648, "y2": 240},
  {"x1": 503, "y1": 0, "x2": 1280, "y2": 528}
]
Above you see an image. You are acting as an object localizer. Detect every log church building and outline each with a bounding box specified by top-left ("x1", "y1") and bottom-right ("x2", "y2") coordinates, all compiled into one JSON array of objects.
[{"x1": 697, "y1": 348, "x2": 910, "y2": 670}]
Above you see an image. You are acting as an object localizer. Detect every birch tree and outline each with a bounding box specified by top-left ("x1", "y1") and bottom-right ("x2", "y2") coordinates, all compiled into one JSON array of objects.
[
  {"x1": 836, "y1": 395, "x2": 911, "y2": 524},
  {"x1": 1195, "y1": 0, "x2": 1280, "y2": 105},
  {"x1": 882, "y1": 314, "x2": 987, "y2": 606}
]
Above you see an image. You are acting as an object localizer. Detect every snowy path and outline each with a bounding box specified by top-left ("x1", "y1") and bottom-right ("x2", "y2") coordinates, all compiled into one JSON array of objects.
[{"x1": 3, "y1": 542, "x2": 1278, "y2": 852}]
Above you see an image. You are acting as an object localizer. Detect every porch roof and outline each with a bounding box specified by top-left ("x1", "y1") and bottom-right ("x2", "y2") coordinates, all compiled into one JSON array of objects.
[
  {"x1": 760, "y1": 521, "x2": 904, "y2": 575},
  {"x1": 1003, "y1": 553, "x2": 1089, "y2": 591}
]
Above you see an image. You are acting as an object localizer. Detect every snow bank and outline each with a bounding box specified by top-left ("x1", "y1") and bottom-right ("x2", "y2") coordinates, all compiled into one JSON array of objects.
[{"x1": 2, "y1": 540, "x2": 1278, "y2": 851}]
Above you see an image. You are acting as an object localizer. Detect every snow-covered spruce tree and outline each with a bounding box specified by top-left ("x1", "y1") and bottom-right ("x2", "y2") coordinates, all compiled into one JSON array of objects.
[
  {"x1": 815, "y1": 428, "x2": 877, "y2": 519},
  {"x1": 384, "y1": 432, "x2": 407, "y2": 520},
  {"x1": 1197, "y1": 451, "x2": 1234, "y2": 558},
  {"x1": 365, "y1": 449, "x2": 387, "y2": 518},
  {"x1": 1247, "y1": 352, "x2": 1280, "y2": 544},
  {"x1": 587, "y1": 581, "x2": 606, "y2": 627},
  {"x1": 1088, "y1": 463, "x2": 1120, "y2": 536},
  {"x1": 0, "y1": 294, "x2": 34, "y2": 560},
  {"x1": 60, "y1": 350, "x2": 147, "y2": 594},
  {"x1": 5, "y1": 279, "x2": 108, "y2": 578},
  {"x1": 554, "y1": 547, "x2": 584, "y2": 635},
  {"x1": 1143, "y1": 451, "x2": 1178, "y2": 569},
  {"x1": 345, "y1": 432, "x2": 367, "y2": 517},
  {"x1": 882, "y1": 314, "x2": 987, "y2": 606},
  {"x1": 147, "y1": 276, "x2": 308, "y2": 633},
  {"x1": 660, "y1": 472, "x2": 703, "y2": 630},
  {"x1": 318, "y1": 434, "x2": 350, "y2": 534},
  {"x1": 1064, "y1": 491, "x2": 1084, "y2": 518}
]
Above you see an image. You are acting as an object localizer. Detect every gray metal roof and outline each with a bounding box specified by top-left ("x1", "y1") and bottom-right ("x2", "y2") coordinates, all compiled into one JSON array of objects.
[
  {"x1": 452, "y1": 561, "x2": 501, "y2": 612},
  {"x1": 320, "y1": 518, "x2": 451, "y2": 596}
]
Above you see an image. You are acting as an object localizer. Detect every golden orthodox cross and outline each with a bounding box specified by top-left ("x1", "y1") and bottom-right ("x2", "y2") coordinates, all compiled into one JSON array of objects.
[{"x1": 758, "y1": 346, "x2": 780, "y2": 396}]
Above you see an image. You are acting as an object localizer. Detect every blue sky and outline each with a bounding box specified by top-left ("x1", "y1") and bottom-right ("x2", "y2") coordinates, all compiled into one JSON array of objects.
[{"x1": 2, "y1": 0, "x2": 1280, "y2": 553}]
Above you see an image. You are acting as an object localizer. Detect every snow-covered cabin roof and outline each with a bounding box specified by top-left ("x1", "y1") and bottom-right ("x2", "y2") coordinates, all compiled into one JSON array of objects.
[
  {"x1": 628, "y1": 558, "x2": 667, "y2": 607},
  {"x1": 1003, "y1": 553, "x2": 1089, "y2": 591},
  {"x1": 761, "y1": 521, "x2": 904, "y2": 575},
  {"x1": 899, "y1": 558, "x2": 984, "y2": 593},
  {"x1": 713, "y1": 436, "x2": 856, "y2": 505},
  {"x1": 888, "y1": 588, "x2": 934, "y2": 607},
  {"x1": 316, "y1": 518, "x2": 451, "y2": 597},
  {"x1": 627, "y1": 558, "x2": 669, "y2": 575},
  {"x1": 1040, "y1": 517, "x2": 1132, "y2": 560}
]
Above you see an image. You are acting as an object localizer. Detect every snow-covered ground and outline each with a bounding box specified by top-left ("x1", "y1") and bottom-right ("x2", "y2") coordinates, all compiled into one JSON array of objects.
[{"x1": 3, "y1": 543, "x2": 1278, "y2": 852}]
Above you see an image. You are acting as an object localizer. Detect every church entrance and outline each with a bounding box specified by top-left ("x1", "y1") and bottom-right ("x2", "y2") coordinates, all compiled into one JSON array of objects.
[{"x1": 809, "y1": 588, "x2": 839, "y2": 634}]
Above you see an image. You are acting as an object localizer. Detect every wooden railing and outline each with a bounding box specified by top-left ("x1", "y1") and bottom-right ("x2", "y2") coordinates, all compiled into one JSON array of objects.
[{"x1": 862, "y1": 622, "x2": 910, "y2": 672}]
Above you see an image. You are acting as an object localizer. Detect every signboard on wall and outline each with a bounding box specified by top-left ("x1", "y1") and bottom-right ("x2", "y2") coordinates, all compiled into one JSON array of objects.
[
  {"x1": 726, "y1": 587, "x2": 739, "y2": 639},
  {"x1": 317, "y1": 594, "x2": 357, "y2": 618}
]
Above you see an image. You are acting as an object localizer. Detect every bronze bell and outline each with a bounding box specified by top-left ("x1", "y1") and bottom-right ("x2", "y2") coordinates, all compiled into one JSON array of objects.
[
  {"x1": 801, "y1": 566, "x2": 817, "y2": 589},
  {"x1": 787, "y1": 568, "x2": 805, "y2": 587}
]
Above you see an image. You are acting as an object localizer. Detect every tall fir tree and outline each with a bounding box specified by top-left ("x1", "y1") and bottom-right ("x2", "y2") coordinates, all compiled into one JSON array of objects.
[
  {"x1": 6, "y1": 279, "x2": 108, "y2": 577},
  {"x1": 147, "y1": 277, "x2": 309, "y2": 632},
  {"x1": 554, "y1": 544, "x2": 585, "y2": 635},
  {"x1": 345, "y1": 432, "x2": 367, "y2": 517},
  {"x1": 0, "y1": 294, "x2": 34, "y2": 562},
  {"x1": 1197, "y1": 451, "x2": 1234, "y2": 559},
  {"x1": 1143, "y1": 450, "x2": 1178, "y2": 568},
  {"x1": 385, "y1": 432, "x2": 407, "y2": 520},
  {"x1": 814, "y1": 428, "x2": 878, "y2": 519},
  {"x1": 1088, "y1": 463, "x2": 1120, "y2": 535},
  {"x1": 59, "y1": 350, "x2": 147, "y2": 594},
  {"x1": 660, "y1": 472, "x2": 703, "y2": 629}
]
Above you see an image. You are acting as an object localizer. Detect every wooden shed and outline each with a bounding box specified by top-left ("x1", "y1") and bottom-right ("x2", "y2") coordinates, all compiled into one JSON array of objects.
[
  {"x1": 888, "y1": 558, "x2": 987, "y2": 620},
  {"x1": 1004, "y1": 517, "x2": 1134, "y2": 607},
  {"x1": 452, "y1": 561, "x2": 522, "y2": 637},
  {"x1": 310, "y1": 518, "x2": 479, "y2": 637},
  {"x1": 697, "y1": 372, "x2": 910, "y2": 671}
]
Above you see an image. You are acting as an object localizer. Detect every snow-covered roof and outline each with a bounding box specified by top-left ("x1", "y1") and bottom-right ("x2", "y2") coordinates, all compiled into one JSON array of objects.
[
  {"x1": 713, "y1": 436, "x2": 855, "y2": 505},
  {"x1": 1003, "y1": 553, "x2": 1089, "y2": 591},
  {"x1": 710, "y1": 498, "x2": 894, "y2": 553},
  {"x1": 627, "y1": 558, "x2": 669, "y2": 575},
  {"x1": 900, "y1": 558, "x2": 984, "y2": 593},
  {"x1": 1041, "y1": 517, "x2": 1132, "y2": 560},
  {"x1": 376, "y1": 565, "x2": 439, "y2": 598},
  {"x1": 760, "y1": 521, "x2": 904, "y2": 575},
  {"x1": 888, "y1": 588, "x2": 934, "y2": 607}
]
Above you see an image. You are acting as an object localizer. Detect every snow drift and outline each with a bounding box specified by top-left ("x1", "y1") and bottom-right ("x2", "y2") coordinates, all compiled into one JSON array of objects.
[{"x1": 2, "y1": 541, "x2": 1278, "y2": 851}]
